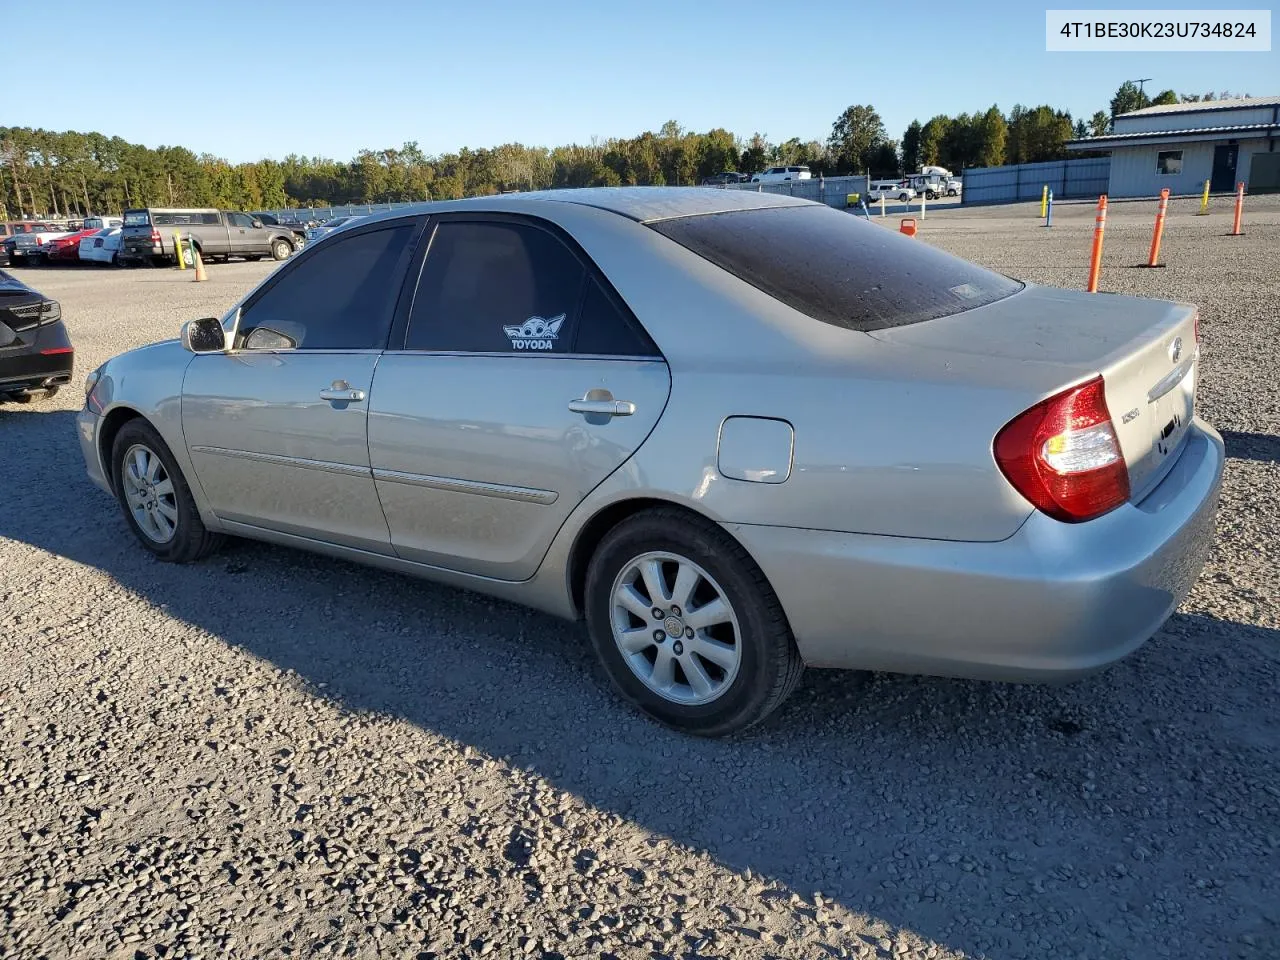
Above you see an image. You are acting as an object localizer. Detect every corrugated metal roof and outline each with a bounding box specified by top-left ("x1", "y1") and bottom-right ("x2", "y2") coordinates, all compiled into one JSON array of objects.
[
  {"x1": 1117, "y1": 95, "x2": 1280, "y2": 117},
  {"x1": 1067, "y1": 122, "x2": 1280, "y2": 149}
]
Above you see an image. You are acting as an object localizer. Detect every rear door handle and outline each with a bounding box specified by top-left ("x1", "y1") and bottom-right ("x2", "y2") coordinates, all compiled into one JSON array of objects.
[
  {"x1": 320, "y1": 380, "x2": 365, "y2": 402},
  {"x1": 568, "y1": 399, "x2": 635, "y2": 417}
]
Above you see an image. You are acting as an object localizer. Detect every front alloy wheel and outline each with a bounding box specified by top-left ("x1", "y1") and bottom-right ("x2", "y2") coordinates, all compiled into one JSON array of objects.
[
  {"x1": 120, "y1": 443, "x2": 178, "y2": 543},
  {"x1": 111, "y1": 418, "x2": 223, "y2": 563}
]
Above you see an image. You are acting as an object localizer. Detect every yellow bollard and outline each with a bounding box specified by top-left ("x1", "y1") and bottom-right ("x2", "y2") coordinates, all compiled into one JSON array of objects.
[
  {"x1": 1196, "y1": 179, "x2": 1210, "y2": 215},
  {"x1": 1040, "y1": 185, "x2": 1048, "y2": 219},
  {"x1": 174, "y1": 230, "x2": 186, "y2": 270}
]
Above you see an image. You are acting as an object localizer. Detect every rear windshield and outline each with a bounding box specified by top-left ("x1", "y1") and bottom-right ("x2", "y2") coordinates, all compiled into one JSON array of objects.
[
  {"x1": 648, "y1": 205, "x2": 1022, "y2": 332},
  {"x1": 123, "y1": 211, "x2": 151, "y2": 227}
]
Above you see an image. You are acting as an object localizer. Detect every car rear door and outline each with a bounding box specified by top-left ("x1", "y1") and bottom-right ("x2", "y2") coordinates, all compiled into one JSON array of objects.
[
  {"x1": 367, "y1": 214, "x2": 671, "y2": 581},
  {"x1": 181, "y1": 217, "x2": 425, "y2": 553}
]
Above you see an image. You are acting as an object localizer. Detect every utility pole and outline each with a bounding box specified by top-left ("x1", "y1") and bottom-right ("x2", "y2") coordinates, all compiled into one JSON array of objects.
[{"x1": 1130, "y1": 77, "x2": 1153, "y2": 98}]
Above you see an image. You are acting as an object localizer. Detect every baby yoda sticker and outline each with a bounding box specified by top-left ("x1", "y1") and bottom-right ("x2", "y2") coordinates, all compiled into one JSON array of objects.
[{"x1": 503, "y1": 314, "x2": 565, "y2": 351}]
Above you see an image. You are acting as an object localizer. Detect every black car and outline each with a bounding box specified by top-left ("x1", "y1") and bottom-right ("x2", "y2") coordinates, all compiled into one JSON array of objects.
[
  {"x1": 700, "y1": 171, "x2": 750, "y2": 186},
  {"x1": 0, "y1": 270, "x2": 74, "y2": 403},
  {"x1": 0, "y1": 237, "x2": 13, "y2": 268},
  {"x1": 252, "y1": 212, "x2": 309, "y2": 243}
]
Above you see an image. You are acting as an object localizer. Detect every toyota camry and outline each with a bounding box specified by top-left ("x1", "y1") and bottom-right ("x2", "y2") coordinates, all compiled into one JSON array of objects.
[{"x1": 76, "y1": 188, "x2": 1224, "y2": 736}]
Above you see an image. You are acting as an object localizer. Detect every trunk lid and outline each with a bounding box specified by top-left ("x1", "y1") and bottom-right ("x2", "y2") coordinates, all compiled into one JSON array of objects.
[{"x1": 865, "y1": 282, "x2": 1198, "y2": 500}]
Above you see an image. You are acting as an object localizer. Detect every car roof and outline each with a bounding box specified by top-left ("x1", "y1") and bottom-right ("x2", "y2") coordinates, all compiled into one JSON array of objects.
[{"x1": 349, "y1": 187, "x2": 817, "y2": 228}]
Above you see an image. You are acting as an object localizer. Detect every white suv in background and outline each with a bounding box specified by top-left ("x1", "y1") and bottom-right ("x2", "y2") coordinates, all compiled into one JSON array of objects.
[
  {"x1": 865, "y1": 181, "x2": 917, "y2": 202},
  {"x1": 751, "y1": 165, "x2": 813, "y2": 183}
]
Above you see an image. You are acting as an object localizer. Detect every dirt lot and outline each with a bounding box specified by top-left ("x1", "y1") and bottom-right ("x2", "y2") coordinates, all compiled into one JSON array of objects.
[{"x1": 1, "y1": 195, "x2": 1277, "y2": 960}]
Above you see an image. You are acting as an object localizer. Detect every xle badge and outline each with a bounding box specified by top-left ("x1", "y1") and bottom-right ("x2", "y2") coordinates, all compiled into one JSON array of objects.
[{"x1": 504, "y1": 314, "x2": 565, "y2": 350}]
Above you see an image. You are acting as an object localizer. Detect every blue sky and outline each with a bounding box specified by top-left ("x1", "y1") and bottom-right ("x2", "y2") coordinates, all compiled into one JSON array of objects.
[{"x1": 12, "y1": 0, "x2": 1278, "y2": 163}]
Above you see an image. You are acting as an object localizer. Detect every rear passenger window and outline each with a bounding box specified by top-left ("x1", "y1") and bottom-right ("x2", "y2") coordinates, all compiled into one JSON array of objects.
[
  {"x1": 574, "y1": 279, "x2": 659, "y2": 357},
  {"x1": 405, "y1": 221, "x2": 585, "y2": 353},
  {"x1": 237, "y1": 224, "x2": 415, "y2": 351}
]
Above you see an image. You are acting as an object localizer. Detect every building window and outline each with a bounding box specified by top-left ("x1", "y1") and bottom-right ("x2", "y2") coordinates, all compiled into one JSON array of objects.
[{"x1": 1156, "y1": 151, "x2": 1183, "y2": 176}]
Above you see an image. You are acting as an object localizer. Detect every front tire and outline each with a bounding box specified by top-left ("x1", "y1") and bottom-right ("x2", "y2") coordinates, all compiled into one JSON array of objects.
[
  {"x1": 271, "y1": 239, "x2": 292, "y2": 261},
  {"x1": 111, "y1": 419, "x2": 222, "y2": 563},
  {"x1": 584, "y1": 508, "x2": 803, "y2": 736}
]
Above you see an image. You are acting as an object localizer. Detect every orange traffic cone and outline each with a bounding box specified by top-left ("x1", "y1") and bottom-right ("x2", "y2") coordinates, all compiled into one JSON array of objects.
[
  {"x1": 193, "y1": 245, "x2": 208, "y2": 282},
  {"x1": 899, "y1": 217, "x2": 917, "y2": 237}
]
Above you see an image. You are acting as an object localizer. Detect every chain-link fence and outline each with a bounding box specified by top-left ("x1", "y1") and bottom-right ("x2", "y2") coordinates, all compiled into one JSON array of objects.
[{"x1": 265, "y1": 177, "x2": 877, "y2": 223}]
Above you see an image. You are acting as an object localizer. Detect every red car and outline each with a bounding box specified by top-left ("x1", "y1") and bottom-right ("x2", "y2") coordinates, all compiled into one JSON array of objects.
[{"x1": 44, "y1": 229, "x2": 98, "y2": 263}]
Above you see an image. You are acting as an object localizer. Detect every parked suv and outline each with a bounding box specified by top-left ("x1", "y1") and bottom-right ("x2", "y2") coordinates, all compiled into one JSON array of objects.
[
  {"x1": 865, "y1": 181, "x2": 917, "y2": 202},
  {"x1": 750, "y1": 165, "x2": 812, "y2": 184},
  {"x1": 119, "y1": 208, "x2": 299, "y2": 266}
]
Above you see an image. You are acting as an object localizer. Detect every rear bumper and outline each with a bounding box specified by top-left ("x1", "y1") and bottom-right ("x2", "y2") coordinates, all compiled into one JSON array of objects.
[
  {"x1": 730, "y1": 420, "x2": 1225, "y2": 680},
  {"x1": 0, "y1": 324, "x2": 75, "y2": 397}
]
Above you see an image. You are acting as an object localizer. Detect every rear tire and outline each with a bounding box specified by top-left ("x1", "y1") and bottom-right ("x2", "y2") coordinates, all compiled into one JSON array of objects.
[
  {"x1": 584, "y1": 508, "x2": 803, "y2": 737},
  {"x1": 110, "y1": 419, "x2": 223, "y2": 564}
]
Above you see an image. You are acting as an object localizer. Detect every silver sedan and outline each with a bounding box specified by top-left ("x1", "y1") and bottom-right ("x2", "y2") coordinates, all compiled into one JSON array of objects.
[{"x1": 76, "y1": 188, "x2": 1225, "y2": 736}]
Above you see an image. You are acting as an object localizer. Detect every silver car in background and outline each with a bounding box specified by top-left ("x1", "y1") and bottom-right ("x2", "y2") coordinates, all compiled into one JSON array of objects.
[
  {"x1": 76, "y1": 188, "x2": 1224, "y2": 736},
  {"x1": 304, "y1": 215, "x2": 362, "y2": 243}
]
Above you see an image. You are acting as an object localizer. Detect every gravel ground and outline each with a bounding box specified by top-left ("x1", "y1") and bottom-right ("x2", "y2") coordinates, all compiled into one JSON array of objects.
[{"x1": 1, "y1": 195, "x2": 1277, "y2": 960}]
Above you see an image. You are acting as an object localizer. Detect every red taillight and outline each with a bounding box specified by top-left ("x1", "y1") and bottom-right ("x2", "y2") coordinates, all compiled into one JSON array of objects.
[
  {"x1": 150, "y1": 229, "x2": 162, "y2": 245},
  {"x1": 993, "y1": 376, "x2": 1130, "y2": 523},
  {"x1": 1193, "y1": 311, "x2": 1200, "y2": 344},
  {"x1": 40, "y1": 347, "x2": 73, "y2": 355}
]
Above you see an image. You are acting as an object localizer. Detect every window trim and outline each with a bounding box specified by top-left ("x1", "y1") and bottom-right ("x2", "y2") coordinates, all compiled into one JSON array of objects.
[
  {"x1": 231, "y1": 214, "x2": 429, "y2": 353},
  {"x1": 1155, "y1": 150, "x2": 1184, "y2": 176},
  {"x1": 388, "y1": 211, "x2": 663, "y2": 361}
]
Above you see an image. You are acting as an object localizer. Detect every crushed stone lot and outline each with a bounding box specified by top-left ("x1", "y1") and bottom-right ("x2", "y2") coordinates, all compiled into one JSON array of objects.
[{"x1": 1, "y1": 196, "x2": 1277, "y2": 960}]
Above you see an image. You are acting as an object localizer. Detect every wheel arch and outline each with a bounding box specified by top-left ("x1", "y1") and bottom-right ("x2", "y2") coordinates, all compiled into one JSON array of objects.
[
  {"x1": 565, "y1": 496, "x2": 765, "y2": 620},
  {"x1": 98, "y1": 405, "x2": 145, "y2": 493}
]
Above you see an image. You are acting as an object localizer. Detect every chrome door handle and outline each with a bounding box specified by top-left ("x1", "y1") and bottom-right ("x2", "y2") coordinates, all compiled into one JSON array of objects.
[
  {"x1": 568, "y1": 398, "x2": 635, "y2": 417},
  {"x1": 320, "y1": 380, "x2": 365, "y2": 402}
]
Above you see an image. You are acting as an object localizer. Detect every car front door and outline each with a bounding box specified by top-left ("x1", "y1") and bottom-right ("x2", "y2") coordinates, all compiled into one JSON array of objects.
[
  {"x1": 181, "y1": 217, "x2": 424, "y2": 553},
  {"x1": 367, "y1": 215, "x2": 671, "y2": 581}
]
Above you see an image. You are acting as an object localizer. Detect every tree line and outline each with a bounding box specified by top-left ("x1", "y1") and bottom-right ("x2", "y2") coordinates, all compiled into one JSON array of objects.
[{"x1": 0, "y1": 84, "x2": 1251, "y2": 217}]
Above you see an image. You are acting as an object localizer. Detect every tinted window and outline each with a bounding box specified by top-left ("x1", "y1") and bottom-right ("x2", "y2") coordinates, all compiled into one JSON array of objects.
[
  {"x1": 574, "y1": 278, "x2": 660, "y2": 357},
  {"x1": 405, "y1": 221, "x2": 586, "y2": 353},
  {"x1": 649, "y1": 205, "x2": 1022, "y2": 332},
  {"x1": 238, "y1": 224, "x2": 415, "y2": 351}
]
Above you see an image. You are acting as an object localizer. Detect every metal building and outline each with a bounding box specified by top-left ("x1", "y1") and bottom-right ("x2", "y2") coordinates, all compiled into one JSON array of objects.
[{"x1": 1066, "y1": 95, "x2": 1280, "y2": 197}]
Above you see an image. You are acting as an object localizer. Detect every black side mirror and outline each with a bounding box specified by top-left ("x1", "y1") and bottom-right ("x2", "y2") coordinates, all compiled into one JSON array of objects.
[{"x1": 180, "y1": 317, "x2": 226, "y2": 353}]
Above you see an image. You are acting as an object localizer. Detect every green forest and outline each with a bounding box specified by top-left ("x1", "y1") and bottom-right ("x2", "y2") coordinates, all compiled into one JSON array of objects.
[{"x1": 0, "y1": 83, "x2": 1246, "y2": 218}]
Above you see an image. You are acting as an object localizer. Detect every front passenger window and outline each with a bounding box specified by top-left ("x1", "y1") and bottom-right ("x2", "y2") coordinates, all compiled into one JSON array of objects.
[{"x1": 237, "y1": 224, "x2": 415, "y2": 351}]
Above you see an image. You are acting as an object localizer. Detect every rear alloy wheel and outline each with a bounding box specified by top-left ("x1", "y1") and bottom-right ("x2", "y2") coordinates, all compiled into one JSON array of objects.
[
  {"x1": 271, "y1": 239, "x2": 292, "y2": 261},
  {"x1": 111, "y1": 419, "x2": 222, "y2": 563},
  {"x1": 584, "y1": 509, "x2": 803, "y2": 736}
]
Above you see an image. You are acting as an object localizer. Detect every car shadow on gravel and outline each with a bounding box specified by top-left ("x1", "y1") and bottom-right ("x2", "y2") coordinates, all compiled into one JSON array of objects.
[
  {"x1": 6, "y1": 407, "x2": 1279, "y2": 959},
  {"x1": 1221, "y1": 430, "x2": 1280, "y2": 465}
]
